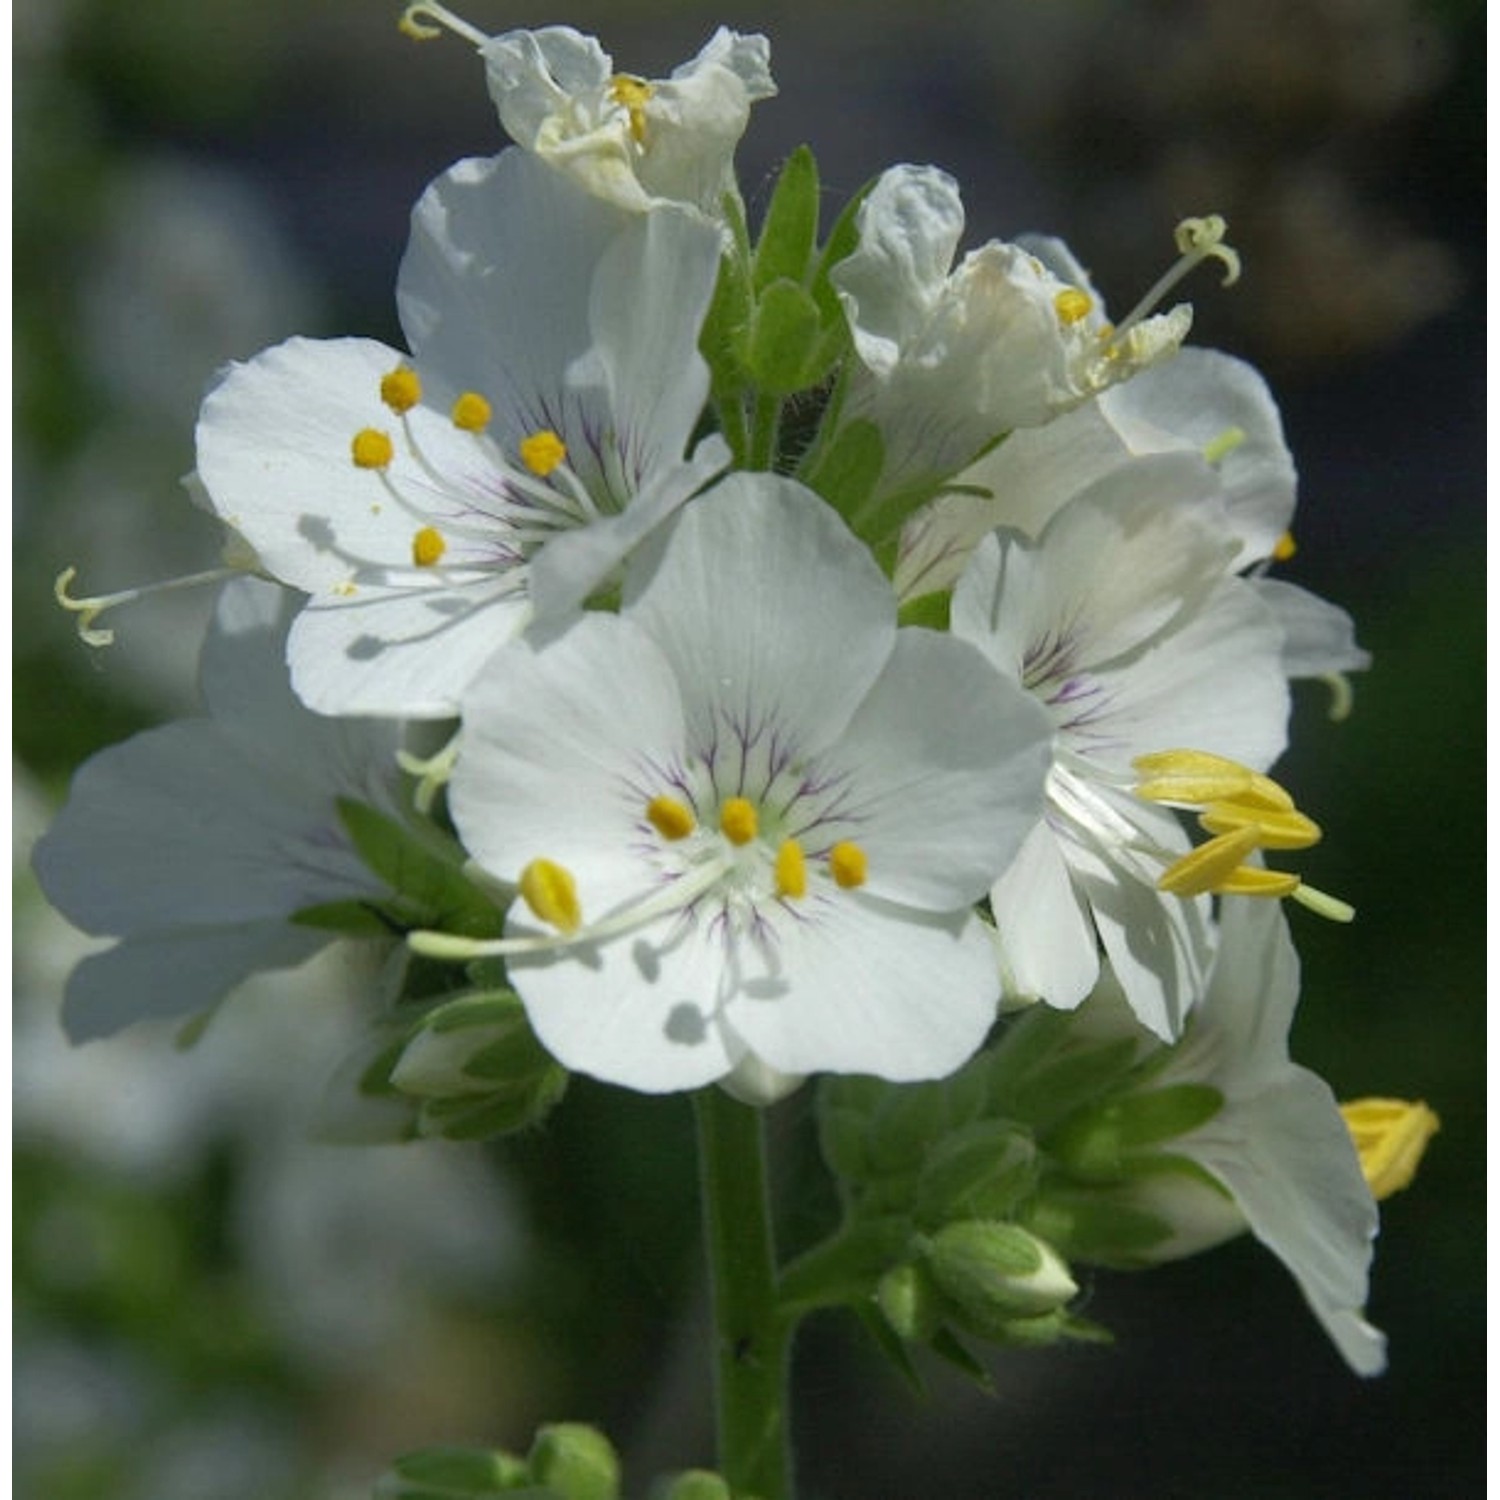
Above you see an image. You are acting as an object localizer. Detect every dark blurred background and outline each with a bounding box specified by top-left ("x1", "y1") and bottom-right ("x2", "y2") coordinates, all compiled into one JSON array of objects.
[{"x1": 13, "y1": 1, "x2": 1484, "y2": 1497}]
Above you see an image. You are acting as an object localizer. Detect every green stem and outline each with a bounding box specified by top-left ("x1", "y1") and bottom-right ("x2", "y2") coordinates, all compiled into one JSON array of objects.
[
  {"x1": 693, "y1": 1088, "x2": 793, "y2": 1500},
  {"x1": 748, "y1": 390, "x2": 783, "y2": 471}
]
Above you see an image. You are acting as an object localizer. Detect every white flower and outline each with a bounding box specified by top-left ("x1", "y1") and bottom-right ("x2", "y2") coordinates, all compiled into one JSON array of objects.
[
  {"x1": 416, "y1": 10, "x2": 775, "y2": 217},
  {"x1": 828, "y1": 166, "x2": 1196, "y2": 517},
  {"x1": 193, "y1": 147, "x2": 727, "y2": 718},
  {"x1": 433, "y1": 474, "x2": 1054, "y2": 1097},
  {"x1": 898, "y1": 346, "x2": 1369, "y2": 684},
  {"x1": 1076, "y1": 898, "x2": 1387, "y2": 1376},
  {"x1": 31, "y1": 578, "x2": 407, "y2": 1040},
  {"x1": 950, "y1": 455, "x2": 1291, "y2": 1038}
]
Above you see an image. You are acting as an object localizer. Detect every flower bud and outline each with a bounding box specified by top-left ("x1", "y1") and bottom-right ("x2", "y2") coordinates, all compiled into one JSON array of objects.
[
  {"x1": 527, "y1": 1422, "x2": 621, "y2": 1500},
  {"x1": 876, "y1": 1260, "x2": 942, "y2": 1343},
  {"x1": 919, "y1": 1220, "x2": 1078, "y2": 1340},
  {"x1": 1047, "y1": 1084, "x2": 1223, "y2": 1183},
  {"x1": 374, "y1": 1443, "x2": 529, "y2": 1498},
  {"x1": 651, "y1": 1470, "x2": 734, "y2": 1500},
  {"x1": 914, "y1": 1120, "x2": 1038, "y2": 1226}
]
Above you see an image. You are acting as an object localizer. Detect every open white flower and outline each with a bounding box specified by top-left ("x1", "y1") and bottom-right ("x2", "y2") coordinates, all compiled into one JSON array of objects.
[
  {"x1": 1070, "y1": 898, "x2": 1387, "y2": 1376},
  {"x1": 31, "y1": 579, "x2": 407, "y2": 1041},
  {"x1": 950, "y1": 455, "x2": 1291, "y2": 1038},
  {"x1": 193, "y1": 147, "x2": 726, "y2": 718},
  {"x1": 827, "y1": 166, "x2": 1202, "y2": 522},
  {"x1": 430, "y1": 474, "x2": 1054, "y2": 1097},
  {"x1": 898, "y1": 345, "x2": 1369, "y2": 686}
]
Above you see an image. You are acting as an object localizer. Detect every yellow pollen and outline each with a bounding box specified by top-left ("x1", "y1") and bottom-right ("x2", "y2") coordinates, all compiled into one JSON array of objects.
[
  {"x1": 352, "y1": 428, "x2": 395, "y2": 469},
  {"x1": 1273, "y1": 530, "x2": 1298, "y2": 562},
  {"x1": 609, "y1": 74, "x2": 655, "y2": 142},
  {"x1": 720, "y1": 798, "x2": 759, "y2": 846},
  {"x1": 1340, "y1": 1098, "x2": 1441, "y2": 1200},
  {"x1": 412, "y1": 526, "x2": 447, "y2": 567},
  {"x1": 380, "y1": 365, "x2": 422, "y2": 413},
  {"x1": 647, "y1": 795, "x2": 696, "y2": 841},
  {"x1": 518, "y1": 858, "x2": 581, "y2": 934},
  {"x1": 775, "y1": 840, "x2": 808, "y2": 900},
  {"x1": 520, "y1": 429, "x2": 568, "y2": 477},
  {"x1": 451, "y1": 391, "x2": 492, "y2": 432},
  {"x1": 829, "y1": 841, "x2": 868, "y2": 890},
  {"x1": 1054, "y1": 287, "x2": 1094, "y2": 326}
]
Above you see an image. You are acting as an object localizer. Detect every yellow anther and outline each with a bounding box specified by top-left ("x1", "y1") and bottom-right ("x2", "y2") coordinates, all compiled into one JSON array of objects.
[
  {"x1": 609, "y1": 74, "x2": 655, "y2": 142},
  {"x1": 775, "y1": 840, "x2": 808, "y2": 900},
  {"x1": 520, "y1": 429, "x2": 568, "y2": 477},
  {"x1": 647, "y1": 795, "x2": 696, "y2": 841},
  {"x1": 1132, "y1": 750, "x2": 1294, "y2": 812},
  {"x1": 1273, "y1": 531, "x2": 1298, "y2": 562},
  {"x1": 518, "y1": 858, "x2": 581, "y2": 934},
  {"x1": 1155, "y1": 825, "x2": 1260, "y2": 897},
  {"x1": 1198, "y1": 802, "x2": 1322, "y2": 851},
  {"x1": 1173, "y1": 214, "x2": 1241, "y2": 286},
  {"x1": 719, "y1": 797, "x2": 759, "y2": 846},
  {"x1": 1202, "y1": 425, "x2": 1247, "y2": 465},
  {"x1": 380, "y1": 365, "x2": 422, "y2": 414},
  {"x1": 1053, "y1": 287, "x2": 1094, "y2": 326},
  {"x1": 1213, "y1": 864, "x2": 1302, "y2": 899},
  {"x1": 412, "y1": 526, "x2": 447, "y2": 567},
  {"x1": 1341, "y1": 1098, "x2": 1440, "y2": 1200},
  {"x1": 829, "y1": 841, "x2": 869, "y2": 890},
  {"x1": 451, "y1": 391, "x2": 492, "y2": 432},
  {"x1": 352, "y1": 428, "x2": 395, "y2": 469}
]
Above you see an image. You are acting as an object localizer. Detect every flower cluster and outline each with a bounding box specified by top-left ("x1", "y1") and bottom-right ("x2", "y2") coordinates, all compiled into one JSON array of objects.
[{"x1": 37, "y1": 7, "x2": 1433, "y2": 1390}]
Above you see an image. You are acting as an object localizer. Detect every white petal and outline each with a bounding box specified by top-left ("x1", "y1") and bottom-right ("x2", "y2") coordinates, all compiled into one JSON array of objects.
[
  {"x1": 1252, "y1": 578, "x2": 1372, "y2": 678},
  {"x1": 988, "y1": 819, "x2": 1100, "y2": 1008},
  {"x1": 624, "y1": 475, "x2": 898, "y2": 755},
  {"x1": 288, "y1": 577, "x2": 530, "y2": 719},
  {"x1": 61, "y1": 922, "x2": 331, "y2": 1041},
  {"x1": 481, "y1": 26, "x2": 614, "y2": 151},
  {"x1": 448, "y1": 611, "x2": 687, "y2": 907},
  {"x1": 726, "y1": 897, "x2": 1000, "y2": 1081},
  {"x1": 195, "y1": 335, "x2": 428, "y2": 592},
  {"x1": 824, "y1": 629, "x2": 1053, "y2": 908}
]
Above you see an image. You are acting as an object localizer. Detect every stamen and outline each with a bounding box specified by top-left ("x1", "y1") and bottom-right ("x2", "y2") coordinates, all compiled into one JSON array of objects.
[
  {"x1": 412, "y1": 526, "x2": 447, "y2": 567},
  {"x1": 1340, "y1": 1098, "x2": 1441, "y2": 1199},
  {"x1": 398, "y1": 2, "x2": 489, "y2": 46},
  {"x1": 1213, "y1": 865, "x2": 1302, "y2": 898},
  {"x1": 520, "y1": 429, "x2": 568, "y2": 477},
  {"x1": 609, "y1": 75, "x2": 655, "y2": 143},
  {"x1": 1202, "y1": 425, "x2": 1247, "y2": 465},
  {"x1": 1197, "y1": 802, "x2": 1322, "y2": 850},
  {"x1": 647, "y1": 795, "x2": 696, "y2": 841},
  {"x1": 381, "y1": 366, "x2": 422, "y2": 414},
  {"x1": 451, "y1": 392, "x2": 492, "y2": 433},
  {"x1": 519, "y1": 858, "x2": 581, "y2": 934},
  {"x1": 352, "y1": 428, "x2": 395, "y2": 469},
  {"x1": 829, "y1": 841, "x2": 869, "y2": 890},
  {"x1": 775, "y1": 839, "x2": 808, "y2": 900},
  {"x1": 1109, "y1": 213, "x2": 1241, "y2": 345},
  {"x1": 1155, "y1": 826, "x2": 1260, "y2": 897},
  {"x1": 720, "y1": 797, "x2": 759, "y2": 846},
  {"x1": 1321, "y1": 672, "x2": 1356, "y2": 724},
  {"x1": 397, "y1": 733, "x2": 460, "y2": 815},
  {"x1": 55, "y1": 564, "x2": 241, "y2": 648},
  {"x1": 1289, "y1": 882, "x2": 1355, "y2": 923},
  {"x1": 1053, "y1": 287, "x2": 1094, "y2": 326},
  {"x1": 1272, "y1": 531, "x2": 1298, "y2": 562},
  {"x1": 1132, "y1": 750, "x2": 1294, "y2": 813}
]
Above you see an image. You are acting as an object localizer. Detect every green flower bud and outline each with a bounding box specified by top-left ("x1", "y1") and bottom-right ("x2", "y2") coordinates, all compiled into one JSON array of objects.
[
  {"x1": 1048, "y1": 1085, "x2": 1223, "y2": 1183},
  {"x1": 374, "y1": 1443, "x2": 529, "y2": 1498},
  {"x1": 920, "y1": 1220, "x2": 1077, "y2": 1339},
  {"x1": 914, "y1": 1121, "x2": 1038, "y2": 1227},
  {"x1": 876, "y1": 1260, "x2": 942, "y2": 1343},
  {"x1": 527, "y1": 1423, "x2": 621, "y2": 1500},
  {"x1": 651, "y1": 1470, "x2": 734, "y2": 1500}
]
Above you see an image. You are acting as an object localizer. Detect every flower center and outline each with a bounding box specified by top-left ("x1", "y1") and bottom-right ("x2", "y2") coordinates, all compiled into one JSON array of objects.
[{"x1": 609, "y1": 74, "x2": 655, "y2": 143}]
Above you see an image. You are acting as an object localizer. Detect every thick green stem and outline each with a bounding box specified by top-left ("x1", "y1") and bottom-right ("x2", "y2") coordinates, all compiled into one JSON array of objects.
[
  {"x1": 747, "y1": 390, "x2": 783, "y2": 471},
  {"x1": 693, "y1": 1088, "x2": 793, "y2": 1500}
]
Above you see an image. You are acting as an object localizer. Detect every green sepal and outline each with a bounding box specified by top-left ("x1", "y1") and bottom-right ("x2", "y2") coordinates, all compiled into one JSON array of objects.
[
  {"x1": 926, "y1": 1323, "x2": 995, "y2": 1393},
  {"x1": 855, "y1": 1299, "x2": 927, "y2": 1396},
  {"x1": 649, "y1": 1472, "x2": 735, "y2": 1500},
  {"x1": 336, "y1": 798, "x2": 504, "y2": 939},
  {"x1": 808, "y1": 177, "x2": 872, "y2": 329},
  {"x1": 800, "y1": 417, "x2": 884, "y2": 521},
  {"x1": 374, "y1": 1443, "x2": 531, "y2": 1498},
  {"x1": 527, "y1": 1423, "x2": 621, "y2": 1500},
  {"x1": 1048, "y1": 1084, "x2": 1225, "y2": 1182},
  {"x1": 1021, "y1": 1183, "x2": 1179, "y2": 1267},
  {"x1": 919, "y1": 1220, "x2": 1078, "y2": 1335},
  {"x1": 896, "y1": 591, "x2": 951, "y2": 631},
  {"x1": 776, "y1": 1213, "x2": 913, "y2": 1313},
  {"x1": 875, "y1": 1260, "x2": 941, "y2": 1344},
  {"x1": 701, "y1": 240, "x2": 754, "y2": 401},
  {"x1": 983, "y1": 1006, "x2": 1143, "y2": 1135},
  {"x1": 738, "y1": 277, "x2": 825, "y2": 396},
  {"x1": 753, "y1": 144, "x2": 820, "y2": 292}
]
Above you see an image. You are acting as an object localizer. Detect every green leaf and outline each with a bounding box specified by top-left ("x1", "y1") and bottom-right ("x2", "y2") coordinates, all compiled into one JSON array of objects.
[
  {"x1": 336, "y1": 798, "x2": 504, "y2": 938},
  {"x1": 290, "y1": 897, "x2": 399, "y2": 937},
  {"x1": 897, "y1": 591, "x2": 951, "y2": 631},
  {"x1": 753, "y1": 144, "x2": 821, "y2": 291},
  {"x1": 809, "y1": 177, "x2": 874, "y2": 328}
]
